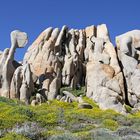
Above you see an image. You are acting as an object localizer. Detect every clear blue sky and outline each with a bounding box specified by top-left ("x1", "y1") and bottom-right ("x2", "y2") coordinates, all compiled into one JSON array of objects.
[{"x1": 0, "y1": 0, "x2": 140, "y2": 60}]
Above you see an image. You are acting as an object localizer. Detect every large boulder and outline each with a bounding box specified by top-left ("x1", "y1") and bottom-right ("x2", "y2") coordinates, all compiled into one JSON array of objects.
[
  {"x1": 86, "y1": 25, "x2": 125, "y2": 113},
  {"x1": 10, "y1": 63, "x2": 34, "y2": 104},
  {"x1": 116, "y1": 30, "x2": 140, "y2": 107}
]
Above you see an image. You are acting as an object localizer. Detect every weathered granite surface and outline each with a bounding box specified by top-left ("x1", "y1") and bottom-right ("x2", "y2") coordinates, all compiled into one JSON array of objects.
[{"x1": 1, "y1": 25, "x2": 140, "y2": 113}]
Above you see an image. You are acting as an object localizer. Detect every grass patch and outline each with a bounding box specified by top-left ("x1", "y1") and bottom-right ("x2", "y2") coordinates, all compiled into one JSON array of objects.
[
  {"x1": 124, "y1": 104, "x2": 132, "y2": 113},
  {"x1": 102, "y1": 119, "x2": 119, "y2": 131},
  {"x1": 42, "y1": 129, "x2": 65, "y2": 138},
  {"x1": 0, "y1": 133, "x2": 30, "y2": 140},
  {"x1": 74, "y1": 131, "x2": 91, "y2": 140}
]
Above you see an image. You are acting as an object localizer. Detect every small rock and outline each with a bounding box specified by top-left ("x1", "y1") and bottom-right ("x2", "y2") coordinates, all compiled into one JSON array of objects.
[
  {"x1": 47, "y1": 101, "x2": 50, "y2": 105},
  {"x1": 77, "y1": 95, "x2": 84, "y2": 103},
  {"x1": 31, "y1": 100, "x2": 38, "y2": 106},
  {"x1": 78, "y1": 103, "x2": 93, "y2": 109},
  {"x1": 63, "y1": 91, "x2": 77, "y2": 101},
  {"x1": 56, "y1": 95, "x2": 62, "y2": 100}
]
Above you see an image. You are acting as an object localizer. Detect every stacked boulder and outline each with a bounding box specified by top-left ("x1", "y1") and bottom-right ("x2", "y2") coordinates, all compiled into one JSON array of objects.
[{"x1": 0, "y1": 30, "x2": 34, "y2": 104}]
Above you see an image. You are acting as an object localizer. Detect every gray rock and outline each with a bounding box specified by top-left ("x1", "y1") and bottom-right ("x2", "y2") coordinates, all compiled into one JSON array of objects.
[
  {"x1": 97, "y1": 24, "x2": 110, "y2": 42},
  {"x1": 36, "y1": 93, "x2": 46, "y2": 105},
  {"x1": 78, "y1": 102, "x2": 93, "y2": 109},
  {"x1": 116, "y1": 30, "x2": 140, "y2": 107},
  {"x1": 24, "y1": 27, "x2": 67, "y2": 100},
  {"x1": 0, "y1": 30, "x2": 28, "y2": 98},
  {"x1": 56, "y1": 95, "x2": 62, "y2": 100},
  {"x1": 86, "y1": 35, "x2": 125, "y2": 113},
  {"x1": 31, "y1": 99, "x2": 38, "y2": 106},
  {"x1": 62, "y1": 90, "x2": 77, "y2": 102}
]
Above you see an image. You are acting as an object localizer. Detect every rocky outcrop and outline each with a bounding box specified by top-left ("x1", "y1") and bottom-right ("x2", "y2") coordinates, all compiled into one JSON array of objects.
[
  {"x1": 86, "y1": 26, "x2": 125, "y2": 113},
  {"x1": 24, "y1": 26, "x2": 67, "y2": 100},
  {"x1": 116, "y1": 30, "x2": 140, "y2": 108},
  {"x1": 0, "y1": 30, "x2": 29, "y2": 100},
  {"x1": 62, "y1": 29, "x2": 85, "y2": 89},
  {"x1": 24, "y1": 26, "x2": 85, "y2": 100},
  {"x1": 10, "y1": 63, "x2": 34, "y2": 104},
  {"x1": 1, "y1": 25, "x2": 140, "y2": 113}
]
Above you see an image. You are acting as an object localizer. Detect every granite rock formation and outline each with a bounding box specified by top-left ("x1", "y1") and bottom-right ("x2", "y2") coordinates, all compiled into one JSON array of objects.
[
  {"x1": 0, "y1": 30, "x2": 30, "y2": 101},
  {"x1": 1, "y1": 25, "x2": 140, "y2": 113},
  {"x1": 116, "y1": 30, "x2": 140, "y2": 108}
]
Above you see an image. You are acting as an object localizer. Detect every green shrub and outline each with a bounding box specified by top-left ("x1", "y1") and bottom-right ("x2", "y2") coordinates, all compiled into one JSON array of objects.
[
  {"x1": 102, "y1": 119, "x2": 119, "y2": 131},
  {"x1": 60, "y1": 86, "x2": 85, "y2": 97},
  {"x1": 0, "y1": 133, "x2": 30, "y2": 140},
  {"x1": 74, "y1": 131, "x2": 92, "y2": 140},
  {"x1": 49, "y1": 133, "x2": 79, "y2": 140},
  {"x1": 124, "y1": 104, "x2": 132, "y2": 113},
  {"x1": 0, "y1": 97, "x2": 24, "y2": 106},
  {"x1": 83, "y1": 97, "x2": 99, "y2": 108},
  {"x1": 0, "y1": 105, "x2": 28, "y2": 129},
  {"x1": 42, "y1": 129, "x2": 64, "y2": 138},
  {"x1": 11, "y1": 107, "x2": 36, "y2": 120},
  {"x1": 92, "y1": 128, "x2": 120, "y2": 140}
]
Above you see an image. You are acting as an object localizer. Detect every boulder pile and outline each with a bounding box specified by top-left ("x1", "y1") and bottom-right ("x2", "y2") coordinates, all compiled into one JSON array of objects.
[{"x1": 1, "y1": 24, "x2": 140, "y2": 113}]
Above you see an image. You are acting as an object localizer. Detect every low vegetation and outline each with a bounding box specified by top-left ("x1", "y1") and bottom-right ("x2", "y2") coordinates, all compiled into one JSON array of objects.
[{"x1": 0, "y1": 87, "x2": 140, "y2": 139}]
